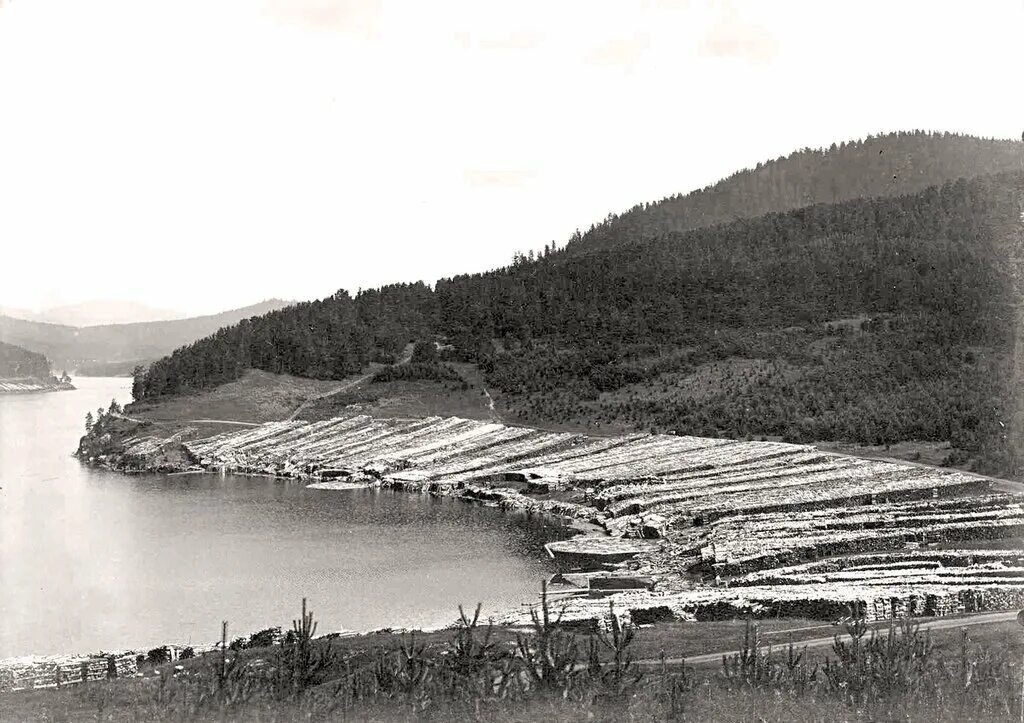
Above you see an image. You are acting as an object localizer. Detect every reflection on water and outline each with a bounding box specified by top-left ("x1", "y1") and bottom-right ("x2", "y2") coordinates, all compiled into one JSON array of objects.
[{"x1": 0, "y1": 378, "x2": 565, "y2": 657}]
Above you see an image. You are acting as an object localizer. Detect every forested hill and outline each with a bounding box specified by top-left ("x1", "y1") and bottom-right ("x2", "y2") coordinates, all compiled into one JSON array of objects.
[
  {"x1": 567, "y1": 131, "x2": 1022, "y2": 254},
  {"x1": 0, "y1": 341, "x2": 52, "y2": 380},
  {"x1": 137, "y1": 171, "x2": 1024, "y2": 478}
]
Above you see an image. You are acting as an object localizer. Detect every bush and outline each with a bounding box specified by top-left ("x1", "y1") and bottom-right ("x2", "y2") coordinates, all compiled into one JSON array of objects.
[
  {"x1": 273, "y1": 598, "x2": 337, "y2": 699},
  {"x1": 146, "y1": 647, "x2": 170, "y2": 665},
  {"x1": 247, "y1": 626, "x2": 282, "y2": 649},
  {"x1": 411, "y1": 340, "x2": 439, "y2": 364},
  {"x1": 371, "y1": 362, "x2": 462, "y2": 384},
  {"x1": 941, "y1": 448, "x2": 971, "y2": 467},
  {"x1": 515, "y1": 580, "x2": 582, "y2": 695}
]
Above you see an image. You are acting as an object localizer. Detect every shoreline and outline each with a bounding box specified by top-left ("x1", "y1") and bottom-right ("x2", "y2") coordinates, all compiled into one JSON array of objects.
[
  {"x1": 70, "y1": 413, "x2": 1024, "y2": 654},
  {"x1": 8, "y1": 444, "x2": 592, "y2": 665},
  {"x1": 0, "y1": 379, "x2": 75, "y2": 394}
]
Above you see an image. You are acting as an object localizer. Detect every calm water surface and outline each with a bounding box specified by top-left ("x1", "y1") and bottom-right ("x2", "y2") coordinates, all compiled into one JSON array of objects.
[{"x1": 0, "y1": 377, "x2": 563, "y2": 657}]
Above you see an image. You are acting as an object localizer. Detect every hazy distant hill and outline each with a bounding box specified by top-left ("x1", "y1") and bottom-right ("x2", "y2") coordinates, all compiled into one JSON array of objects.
[
  {"x1": 0, "y1": 299, "x2": 292, "y2": 373},
  {"x1": 0, "y1": 341, "x2": 52, "y2": 380},
  {"x1": 568, "y1": 131, "x2": 1022, "y2": 254},
  {"x1": 0, "y1": 300, "x2": 186, "y2": 327}
]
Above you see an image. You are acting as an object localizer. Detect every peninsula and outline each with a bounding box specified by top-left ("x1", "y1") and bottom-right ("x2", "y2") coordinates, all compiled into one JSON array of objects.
[{"x1": 0, "y1": 341, "x2": 73, "y2": 393}]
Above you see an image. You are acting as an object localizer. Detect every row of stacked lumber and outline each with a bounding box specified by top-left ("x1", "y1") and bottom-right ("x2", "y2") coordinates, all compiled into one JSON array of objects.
[
  {"x1": 632, "y1": 494, "x2": 1024, "y2": 579},
  {"x1": 186, "y1": 416, "x2": 985, "y2": 522},
  {"x1": 496, "y1": 580, "x2": 1024, "y2": 630},
  {"x1": 0, "y1": 653, "x2": 137, "y2": 692},
  {"x1": 734, "y1": 550, "x2": 1024, "y2": 587},
  {"x1": 118, "y1": 427, "x2": 198, "y2": 466},
  {"x1": 599, "y1": 455, "x2": 987, "y2": 526},
  {"x1": 0, "y1": 379, "x2": 64, "y2": 393},
  {"x1": 186, "y1": 415, "x2": 737, "y2": 485}
]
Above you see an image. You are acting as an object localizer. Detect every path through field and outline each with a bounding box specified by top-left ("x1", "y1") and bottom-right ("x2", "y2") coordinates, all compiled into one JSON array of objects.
[
  {"x1": 286, "y1": 373, "x2": 374, "y2": 421},
  {"x1": 139, "y1": 417, "x2": 262, "y2": 427},
  {"x1": 287, "y1": 343, "x2": 418, "y2": 421},
  {"x1": 639, "y1": 610, "x2": 1018, "y2": 668}
]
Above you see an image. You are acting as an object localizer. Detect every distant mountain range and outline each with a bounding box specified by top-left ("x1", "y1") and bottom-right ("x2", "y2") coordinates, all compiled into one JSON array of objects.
[
  {"x1": 0, "y1": 300, "x2": 186, "y2": 327},
  {"x1": 0, "y1": 299, "x2": 292, "y2": 375}
]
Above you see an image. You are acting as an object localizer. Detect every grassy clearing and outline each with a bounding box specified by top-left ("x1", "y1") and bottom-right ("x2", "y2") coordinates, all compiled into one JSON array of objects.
[
  {"x1": 299, "y1": 377, "x2": 496, "y2": 423},
  {"x1": 78, "y1": 371, "x2": 364, "y2": 464},
  {"x1": 127, "y1": 370, "x2": 352, "y2": 427},
  {"x1": 818, "y1": 439, "x2": 960, "y2": 468}
]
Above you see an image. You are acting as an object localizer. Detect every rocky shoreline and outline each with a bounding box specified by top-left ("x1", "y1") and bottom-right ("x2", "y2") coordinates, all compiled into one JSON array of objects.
[{"x1": 74, "y1": 415, "x2": 605, "y2": 530}]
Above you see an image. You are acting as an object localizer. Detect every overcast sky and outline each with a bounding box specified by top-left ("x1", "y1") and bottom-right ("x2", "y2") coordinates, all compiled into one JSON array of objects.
[{"x1": 1, "y1": 0, "x2": 1021, "y2": 316}]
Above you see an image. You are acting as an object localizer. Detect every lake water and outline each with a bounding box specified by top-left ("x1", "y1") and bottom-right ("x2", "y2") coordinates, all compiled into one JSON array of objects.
[{"x1": 0, "y1": 377, "x2": 564, "y2": 657}]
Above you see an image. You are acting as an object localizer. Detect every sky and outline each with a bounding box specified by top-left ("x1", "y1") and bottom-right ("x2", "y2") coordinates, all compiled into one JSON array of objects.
[{"x1": 0, "y1": 0, "x2": 1021, "y2": 317}]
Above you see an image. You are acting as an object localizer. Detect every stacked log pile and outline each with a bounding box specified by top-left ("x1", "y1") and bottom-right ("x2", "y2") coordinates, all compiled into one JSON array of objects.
[
  {"x1": 669, "y1": 494, "x2": 1024, "y2": 577},
  {"x1": 602, "y1": 460, "x2": 985, "y2": 526},
  {"x1": 494, "y1": 582, "x2": 1024, "y2": 629},
  {"x1": 0, "y1": 653, "x2": 138, "y2": 692},
  {"x1": 185, "y1": 416, "x2": 987, "y2": 518},
  {"x1": 0, "y1": 380, "x2": 68, "y2": 393},
  {"x1": 120, "y1": 427, "x2": 199, "y2": 468},
  {"x1": 733, "y1": 549, "x2": 1024, "y2": 587}
]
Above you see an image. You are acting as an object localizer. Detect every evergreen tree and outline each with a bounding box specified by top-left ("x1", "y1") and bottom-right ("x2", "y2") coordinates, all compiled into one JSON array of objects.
[{"x1": 131, "y1": 365, "x2": 146, "y2": 401}]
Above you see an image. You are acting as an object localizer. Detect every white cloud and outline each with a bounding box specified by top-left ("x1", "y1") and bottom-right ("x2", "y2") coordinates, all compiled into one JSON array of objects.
[
  {"x1": 699, "y1": 9, "x2": 778, "y2": 64},
  {"x1": 262, "y1": 0, "x2": 383, "y2": 37},
  {"x1": 586, "y1": 32, "x2": 651, "y2": 71}
]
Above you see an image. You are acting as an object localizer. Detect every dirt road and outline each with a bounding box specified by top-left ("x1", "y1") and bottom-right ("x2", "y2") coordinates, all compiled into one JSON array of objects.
[
  {"x1": 286, "y1": 373, "x2": 374, "y2": 421},
  {"x1": 143, "y1": 417, "x2": 262, "y2": 427},
  {"x1": 286, "y1": 344, "x2": 416, "y2": 421},
  {"x1": 639, "y1": 610, "x2": 1018, "y2": 668}
]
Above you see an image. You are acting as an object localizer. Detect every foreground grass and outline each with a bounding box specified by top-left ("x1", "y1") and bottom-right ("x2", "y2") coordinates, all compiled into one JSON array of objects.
[{"x1": 6, "y1": 595, "x2": 1024, "y2": 723}]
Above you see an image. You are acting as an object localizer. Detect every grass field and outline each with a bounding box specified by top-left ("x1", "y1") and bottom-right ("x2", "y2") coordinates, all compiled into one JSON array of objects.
[
  {"x1": 5, "y1": 610, "x2": 1024, "y2": 722},
  {"x1": 127, "y1": 370, "x2": 356, "y2": 427},
  {"x1": 298, "y1": 366, "x2": 498, "y2": 423}
]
